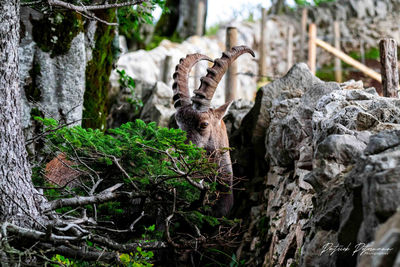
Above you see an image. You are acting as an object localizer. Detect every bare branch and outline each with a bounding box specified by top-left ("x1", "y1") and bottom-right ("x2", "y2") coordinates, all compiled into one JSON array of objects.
[
  {"x1": 130, "y1": 211, "x2": 144, "y2": 231},
  {"x1": 21, "y1": 0, "x2": 43, "y2": 6},
  {"x1": 47, "y1": 0, "x2": 147, "y2": 11},
  {"x1": 111, "y1": 155, "x2": 140, "y2": 191},
  {"x1": 45, "y1": 183, "x2": 143, "y2": 212},
  {"x1": 75, "y1": 9, "x2": 118, "y2": 26},
  {"x1": 40, "y1": 243, "x2": 118, "y2": 262},
  {"x1": 5, "y1": 222, "x2": 81, "y2": 242},
  {"x1": 91, "y1": 234, "x2": 167, "y2": 252},
  {"x1": 25, "y1": 119, "x2": 83, "y2": 145}
]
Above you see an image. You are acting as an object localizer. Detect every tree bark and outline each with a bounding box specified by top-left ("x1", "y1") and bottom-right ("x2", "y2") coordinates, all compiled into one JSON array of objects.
[
  {"x1": 270, "y1": 0, "x2": 286, "y2": 14},
  {"x1": 0, "y1": 0, "x2": 46, "y2": 228},
  {"x1": 154, "y1": 0, "x2": 207, "y2": 40}
]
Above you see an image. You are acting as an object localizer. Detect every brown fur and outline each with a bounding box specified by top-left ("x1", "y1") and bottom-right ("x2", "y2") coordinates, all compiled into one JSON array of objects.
[
  {"x1": 173, "y1": 46, "x2": 254, "y2": 216},
  {"x1": 175, "y1": 103, "x2": 233, "y2": 217}
]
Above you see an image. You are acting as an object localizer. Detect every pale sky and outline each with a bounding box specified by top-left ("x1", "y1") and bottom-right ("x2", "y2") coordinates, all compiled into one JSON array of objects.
[
  {"x1": 153, "y1": 0, "x2": 299, "y2": 29},
  {"x1": 206, "y1": 0, "x2": 297, "y2": 28}
]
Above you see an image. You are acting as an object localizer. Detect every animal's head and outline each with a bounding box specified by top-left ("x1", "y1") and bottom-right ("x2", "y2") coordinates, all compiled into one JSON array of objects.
[{"x1": 172, "y1": 46, "x2": 255, "y2": 152}]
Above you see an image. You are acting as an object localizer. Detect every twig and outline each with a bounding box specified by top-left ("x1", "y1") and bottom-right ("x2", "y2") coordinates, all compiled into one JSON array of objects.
[
  {"x1": 21, "y1": 0, "x2": 43, "y2": 6},
  {"x1": 75, "y1": 9, "x2": 118, "y2": 26},
  {"x1": 40, "y1": 243, "x2": 118, "y2": 262},
  {"x1": 5, "y1": 223, "x2": 81, "y2": 242},
  {"x1": 111, "y1": 155, "x2": 140, "y2": 191},
  {"x1": 165, "y1": 188, "x2": 180, "y2": 248},
  {"x1": 129, "y1": 211, "x2": 144, "y2": 231},
  {"x1": 47, "y1": 0, "x2": 147, "y2": 11},
  {"x1": 45, "y1": 183, "x2": 137, "y2": 212},
  {"x1": 137, "y1": 143, "x2": 209, "y2": 191},
  {"x1": 25, "y1": 119, "x2": 83, "y2": 145}
]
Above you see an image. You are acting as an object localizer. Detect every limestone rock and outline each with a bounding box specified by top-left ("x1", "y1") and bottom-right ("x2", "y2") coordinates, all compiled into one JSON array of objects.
[{"x1": 139, "y1": 81, "x2": 174, "y2": 127}]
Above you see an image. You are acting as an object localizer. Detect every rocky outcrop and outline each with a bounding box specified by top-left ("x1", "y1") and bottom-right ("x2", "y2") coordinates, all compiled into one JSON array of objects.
[
  {"x1": 230, "y1": 63, "x2": 400, "y2": 266},
  {"x1": 19, "y1": 8, "x2": 91, "y2": 136}
]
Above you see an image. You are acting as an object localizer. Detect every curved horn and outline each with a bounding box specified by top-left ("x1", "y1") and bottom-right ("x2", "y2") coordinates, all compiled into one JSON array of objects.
[
  {"x1": 172, "y1": 54, "x2": 213, "y2": 109},
  {"x1": 192, "y1": 45, "x2": 255, "y2": 111}
]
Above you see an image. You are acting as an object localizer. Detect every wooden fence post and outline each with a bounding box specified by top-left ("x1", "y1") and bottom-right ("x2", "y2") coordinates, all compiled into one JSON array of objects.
[
  {"x1": 300, "y1": 8, "x2": 308, "y2": 61},
  {"x1": 225, "y1": 27, "x2": 238, "y2": 102},
  {"x1": 379, "y1": 38, "x2": 399, "y2": 98},
  {"x1": 287, "y1": 26, "x2": 294, "y2": 71},
  {"x1": 196, "y1": 0, "x2": 205, "y2": 36},
  {"x1": 258, "y1": 7, "x2": 267, "y2": 81},
  {"x1": 162, "y1": 55, "x2": 172, "y2": 84},
  {"x1": 308, "y1": 23, "x2": 317, "y2": 75},
  {"x1": 334, "y1": 21, "x2": 342, "y2": 83}
]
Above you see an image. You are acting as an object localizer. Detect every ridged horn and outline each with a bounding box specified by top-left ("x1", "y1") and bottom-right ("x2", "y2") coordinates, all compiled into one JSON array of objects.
[
  {"x1": 172, "y1": 54, "x2": 213, "y2": 109},
  {"x1": 192, "y1": 45, "x2": 255, "y2": 111}
]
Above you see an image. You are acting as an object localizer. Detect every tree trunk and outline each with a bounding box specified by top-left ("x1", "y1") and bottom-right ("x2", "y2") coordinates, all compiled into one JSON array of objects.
[
  {"x1": 0, "y1": 0, "x2": 46, "y2": 228},
  {"x1": 270, "y1": 0, "x2": 286, "y2": 14},
  {"x1": 154, "y1": 0, "x2": 207, "y2": 40}
]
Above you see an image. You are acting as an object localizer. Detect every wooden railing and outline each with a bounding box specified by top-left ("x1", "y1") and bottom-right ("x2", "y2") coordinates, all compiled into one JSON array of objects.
[
  {"x1": 308, "y1": 23, "x2": 381, "y2": 82},
  {"x1": 210, "y1": 8, "x2": 400, "y2": 101},
  {"x1": 307, "y1": 21, "x2": 399, "y2": 98}
]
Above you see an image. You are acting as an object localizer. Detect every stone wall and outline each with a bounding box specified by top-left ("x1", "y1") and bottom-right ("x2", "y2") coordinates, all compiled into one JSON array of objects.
[{"x1": 230, "y1": 63, "x2": 400, "y2": 266}]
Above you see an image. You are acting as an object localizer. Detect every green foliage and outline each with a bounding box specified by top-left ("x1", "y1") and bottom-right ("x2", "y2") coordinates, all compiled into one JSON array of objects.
[
  {"x1": 119, "y1": 247, "x2": 154, "y2": 267},
  {"x1": 39, "y1": 118, "x2": 214, "y2": 206},
  {"x1": 349, "y1": 47, "x2": 379, "y2": 61},
  {"x1": 117, "y1": 69, "x2": 143, "y2": 112},
  {"x1": 51, "y1": 254, "x2": 75, "y2": 266},
  {"x1": 145, "y1": 32, "x2": 182, "y2": 51},
  {"x1": 205, "y1": 24, "x2": 220, "y2": 37},
  {"x1": 118, "y1": 0, "x2": 167, "y2": 48},
  {"x1": 184, "y1": 211, "x2": 220, "y2": 228},
  {"x1": 32, "y1": 117, "x2": 240, "y2": 266},
  {"x1": 315, "y1": 63, "x2": 337, "y2": 81},
  {"x1": 229, "y1": 253, "x2": 246, "y2": 267},
  {"x1": 294, "y1": 0, "x2": 336, "y2": 6}
]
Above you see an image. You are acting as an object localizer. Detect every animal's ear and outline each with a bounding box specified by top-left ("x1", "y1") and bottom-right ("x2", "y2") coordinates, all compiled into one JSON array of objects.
[{"x1": 214, "y1": 100, "x2": 233, "y2": 121}]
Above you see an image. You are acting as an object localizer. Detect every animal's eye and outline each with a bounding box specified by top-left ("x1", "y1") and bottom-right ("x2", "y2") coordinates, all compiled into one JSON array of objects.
[{"x1": 200, "y1": 122, "x2": 209, "y2": 129}]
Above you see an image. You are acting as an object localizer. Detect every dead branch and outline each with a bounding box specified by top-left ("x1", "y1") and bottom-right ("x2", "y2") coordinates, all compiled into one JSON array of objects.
[
  {"x1": 25, "y1": 119, "x2": 82, "y2": 145},
  {"x1": 45, "y1": 183, "x2": 144, "y2": 212},
  {"x1": 47, "y1": 0, "x2": 147, "y2": 11},
  {"x1": 5, "y1": 222, "x2": 81, "y2": 242},
  {"x1": 40, "y1": 243, "x2": 118, "y2": 262},
  {"x1": 5, "y1": 221, "x2": 166, "y2": 253},
  {"x1": 91, "y1": 234, "x2": 167, "y2": 252}
]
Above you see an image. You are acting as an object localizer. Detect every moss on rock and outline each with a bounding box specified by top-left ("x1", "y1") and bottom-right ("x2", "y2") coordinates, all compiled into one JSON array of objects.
[
  {"x1": 24, "y1": 62, "x2": 42, "y2": 102},
  {"x1": 83, "y1": 10, "x2": 116, "y2": 130},
  {"x1": 31, "y1": 11, "x2": 84, "y2": 57}
]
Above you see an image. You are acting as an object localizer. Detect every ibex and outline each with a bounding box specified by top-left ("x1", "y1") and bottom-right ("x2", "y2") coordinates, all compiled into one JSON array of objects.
[{"x1": 172, "y1": 46, "x2": 255, "y2": 217}]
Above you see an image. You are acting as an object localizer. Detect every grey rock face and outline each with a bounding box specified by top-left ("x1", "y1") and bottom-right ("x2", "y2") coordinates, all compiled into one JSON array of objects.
[
  {"x1": 139, "y1": 81, "x2": 174, "y2": 127},
  {"x1": 232, "y1": 61, "x2": 400, "y2": 266},
  {"x1": 224, "y1": 99, "x2": 254, "y2": 136},
  {"x1": 19, "y1": 7, "x2": 92, "y2": 140},
  {"x1": 108, "y1": 80, "x2": 174, "y2": 128},
  {"x1": 358, "y1": 211, "x2": 400, "y2": 267}
]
